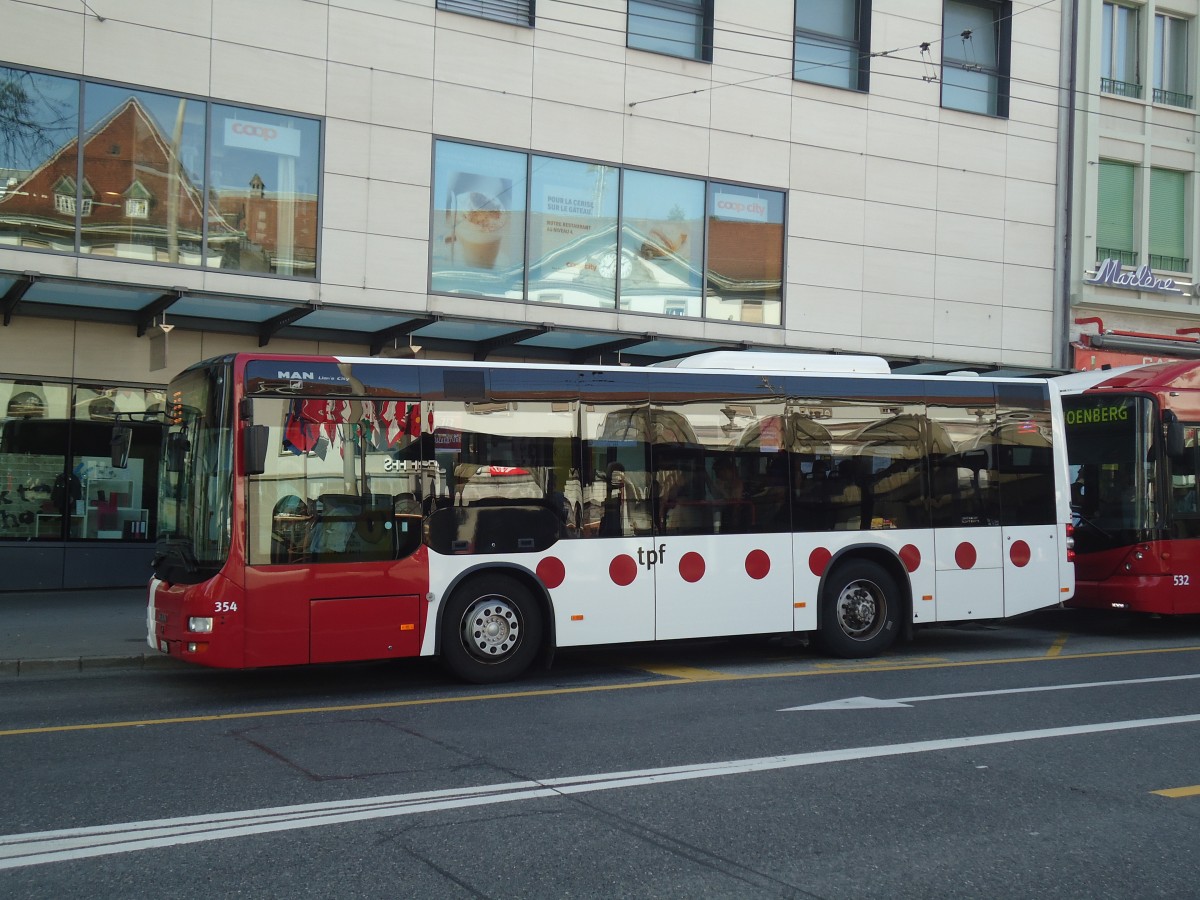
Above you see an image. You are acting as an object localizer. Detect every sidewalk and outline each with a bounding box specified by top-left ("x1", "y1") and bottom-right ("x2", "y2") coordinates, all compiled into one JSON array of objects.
[{"x1": 0, "y1": 588, "x2": 178, "y2": 675}]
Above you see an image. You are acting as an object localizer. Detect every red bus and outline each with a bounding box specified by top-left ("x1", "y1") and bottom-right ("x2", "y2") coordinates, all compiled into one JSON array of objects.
[
  {"x1": 1059, "y1": 361, "x2": 1200, "y2": 614},
  {"x1": 145, "y1": 351, "x2": 1075, "y2": 682}
]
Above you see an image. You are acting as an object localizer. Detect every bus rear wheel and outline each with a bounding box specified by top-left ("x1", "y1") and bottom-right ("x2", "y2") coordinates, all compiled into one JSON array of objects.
[
  {"x1": 817, "y1": 559, "x2": 900, "y2": 658},
  {"x1": 441, "y1": 574, "x2": 543, "y2": 684}
]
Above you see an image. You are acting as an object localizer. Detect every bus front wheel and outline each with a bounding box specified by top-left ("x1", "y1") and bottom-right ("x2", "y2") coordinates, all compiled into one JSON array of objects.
[
  {"x1": 817, "y1": 559, "x2": 900, "y2": 658},
  {"x1": 441, "y1": 575, "x2": 543, "y2": 684}
]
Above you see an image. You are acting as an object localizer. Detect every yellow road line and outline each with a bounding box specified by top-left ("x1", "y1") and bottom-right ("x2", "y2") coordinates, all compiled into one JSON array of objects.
[
  {"x1": 1152, "y1": 785, "x2": 1200, "y2": 798},
  {"x1": 6, "y1": 642, "x2": 1200, "y2": 739},
  {"x1": 1045, "y1": 633, "x2": 1069, "y2": 657},
  {"x1": 630, "y1": 663, "x2": 733, "y2": 681}
]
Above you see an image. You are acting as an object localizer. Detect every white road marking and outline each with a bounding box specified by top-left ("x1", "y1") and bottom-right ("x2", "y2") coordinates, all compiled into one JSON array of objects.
[
  {"x1": 779, "y1": 672, "x2": 1200, "y2": 711},
  {"x1": 5, "y1": 712, "x2": 1200, "y2": 869}
]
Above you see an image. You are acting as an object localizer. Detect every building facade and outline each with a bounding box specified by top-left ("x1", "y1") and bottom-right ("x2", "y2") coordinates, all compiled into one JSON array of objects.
[
  {"x1": 0, "y1": 0, "x2": 1069, "y2": 589},
  {"x1": 1070, "y1": 0, "x2": 1200, "y2": 367}
]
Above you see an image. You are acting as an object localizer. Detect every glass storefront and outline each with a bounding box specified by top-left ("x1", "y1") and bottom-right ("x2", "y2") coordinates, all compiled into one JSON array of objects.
[
  {"x1": 430, "y1": 139, "x2": 786, "y2": 325},
  {"x1": 0, "y1": 378, "x2": 163, "y2": 542},
  {"x1": 0, "y1": 65, "x2": 321, "y2": 278}
]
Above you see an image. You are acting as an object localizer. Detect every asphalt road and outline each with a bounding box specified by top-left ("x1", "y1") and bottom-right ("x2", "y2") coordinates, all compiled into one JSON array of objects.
[{"x1": 4, "y1": 608, "x2": 1200, "y2": 898}]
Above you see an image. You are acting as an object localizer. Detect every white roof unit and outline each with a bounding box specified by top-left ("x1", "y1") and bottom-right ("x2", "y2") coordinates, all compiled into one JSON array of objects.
[{"x1": 656, "y1": 351, "x2": 891, "y2": 375}]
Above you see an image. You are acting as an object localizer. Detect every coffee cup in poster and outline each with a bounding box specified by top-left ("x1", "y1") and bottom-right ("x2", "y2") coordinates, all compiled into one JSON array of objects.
[{"x1": 447, "y1": 174, "x2": 511, "y2": 270}]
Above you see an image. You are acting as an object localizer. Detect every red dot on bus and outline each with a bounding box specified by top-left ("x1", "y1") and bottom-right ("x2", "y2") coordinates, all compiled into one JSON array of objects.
[
  {"x1": 899, "y1": 544, "x2": 921, "y2": 572},
  {"x1": 745, "y1": 549, "x2": 770, "y2": 580},
  {"x1": 609, "y1": 554, "x2": 637, "y2": 586},
  {"x1": 1010, "y1": 540, "x2": 1031, "y2": 567},
  {"x1": 679, "y1": 551, "x2": 706, "y2": 583},
  {"x1": 809, "y1": 547, "x2": 832, "y2": 577},
  {"x1": 955, "y1": 542, "x2": 977, "y2": 570},
  {"x1": 536, "y1": 556, "x2": 565, "y2": 589}
]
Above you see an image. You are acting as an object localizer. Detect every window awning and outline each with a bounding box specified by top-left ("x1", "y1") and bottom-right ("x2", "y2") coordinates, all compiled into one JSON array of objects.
[{"x1": 0, "y1": 269, "x2": 1065, "y2": 375}]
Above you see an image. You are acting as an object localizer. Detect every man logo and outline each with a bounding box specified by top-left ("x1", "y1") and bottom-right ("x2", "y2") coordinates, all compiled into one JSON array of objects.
[{"x1": 277, "y1": 371, "x2": 314, "y2": 380}]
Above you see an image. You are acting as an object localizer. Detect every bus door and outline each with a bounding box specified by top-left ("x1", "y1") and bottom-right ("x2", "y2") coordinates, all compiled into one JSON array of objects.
[
  {"x1": 648, "y1": 394, "x2": 794, "y2": 641},
  {"x1": 996, "y1": 385, "x2": 1062, "y2": 616},
  {"x1": 570, "y1": 404, "x2": 656, "y2": 646},
  {"x1": 242, "y1": 393, "x2": 428, "y2": 666},
  {"x1": 928, "y1": 385, "x2": 1004, "y2": 621}
]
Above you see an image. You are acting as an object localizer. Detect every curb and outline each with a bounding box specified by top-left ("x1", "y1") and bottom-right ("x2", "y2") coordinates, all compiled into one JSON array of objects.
[{"x1": 0, "y1": 654, "x2": 186, "y2": 676}]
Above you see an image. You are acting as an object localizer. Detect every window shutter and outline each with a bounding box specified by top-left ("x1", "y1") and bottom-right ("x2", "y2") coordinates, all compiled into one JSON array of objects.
[
  {"x1": 1149, "y1": 168, "x2": 1187, "y2": 261},
  {"x1": 1097, "y1": 161, "x2": 1135, "y2": 252},
  {"x1": 436, "y1": 0, "x2": 533, "y2": 27}
]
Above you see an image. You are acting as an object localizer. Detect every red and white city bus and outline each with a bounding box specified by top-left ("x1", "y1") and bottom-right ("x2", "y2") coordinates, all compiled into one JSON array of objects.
[
  {"x1": 145, "y1": 351, "x2": 1075, "y2": 682},
  {"x1": 1059, "y1": 361, "x2": 1200, "y2": 614}
]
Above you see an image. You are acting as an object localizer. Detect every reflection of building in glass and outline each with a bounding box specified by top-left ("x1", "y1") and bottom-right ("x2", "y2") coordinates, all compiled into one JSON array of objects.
[
  {"x1": 0, "y1": 97, "x2": 316, "y2": 274},
  {"x1": 0, "y1": 98, "x2": 235, "y2": 261}
]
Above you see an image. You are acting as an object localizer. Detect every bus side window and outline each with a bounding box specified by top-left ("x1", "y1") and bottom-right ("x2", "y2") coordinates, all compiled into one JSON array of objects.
[{"x1": 1171, "y1": 427, "x2": 1200, "y2": 538}]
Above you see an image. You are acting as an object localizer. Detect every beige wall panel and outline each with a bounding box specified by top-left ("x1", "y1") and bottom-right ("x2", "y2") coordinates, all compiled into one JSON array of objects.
[
  {"x1": 935, "y1": 257, "x2": 1004, "y2": 306},
  {"x1": 532, "y1": 48, "x2": 626, "y2": 111},
  {"x1": 433, "y1": 83, "x2": 532, "y2": 147},
  {"x1": 936, "y1": 211, "x2": 1005, "y2": 263},
  {"x1": 788, "y1": 238, "x2": 865, "y2": 292},
  {"x1": 862, "y1": 247, "x2": 935, "y2": 298},
  {"x1": 709, "y1": 132, "x2": 790, "y2": 186},
  {"x1": 865, "y1": 201, "x2": 936, "y2": 255},
  {"x1": 862, "y1": 291, "x2": 935, "y2": 344},
  {"x1": 866, "y1": 157, "x2": 938, "y2": 208},
  {"x1": 622, "y1": 116, "x2": 710, "y2": 175},
  {"x1": 365, "y1": 235, "x2": 428, "y2": 293},
  {"x1": 532, "y1": 102, "x2": 625, "y2": 163},
  {"x1": 328, "y1": 6, "x2": 434, "y2": 77},
  {"x1": 209, "y1": 45, "x2": 327, "y2": 117},
  {"x1": 0, "y1": 319, "x2": 76, "y2": 379},
  {"x1": 788, "y1": 286, "x2": 864, "y2": 338},
  {"x1": 790, "y1": 193, "x2": 865, "y2": 245},
  {"x1": 934, "y1": 299, "x2": 1003, "y2": 351},
  {"x1": 791, "y1": 145, "x2": 866, "y2": 200},
  {"x1": 319, "y1": 229, "x2": 369, "y2": 289},
  {"x1": 212, "y1": 0, "x2": 329, "y2": 60},
  {"x1": 321, "y1": 174, "x2": 370, "y2": 234},
  {"x1": 1002, "y1": 264, "x2": 1055, "y2": 312}
]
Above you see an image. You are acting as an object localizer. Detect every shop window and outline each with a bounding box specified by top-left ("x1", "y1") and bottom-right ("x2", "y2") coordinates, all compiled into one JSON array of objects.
[
  {"x1": 705, "y1": 182, "x2": 784, "y2": 325},
  {"x1": 1154, "y1": 14, "x2": 1192, "y2": 107},
  {"x1": 0, "y1": 381, "x2": 71, "y2": 540},
  {"x1": 794, "y1": 0, "x2": 871, "y2": 91},
  {"x1": 1102, "y1": 2, "x2": 1142, "y2": 98},
  {"x1": 628, "y1": 0, "x2": 713, "y2": 62},
  {"x1": 0, "y1": 64, "x2": 321, "y2": 278},
  {"x1": 619, "y1": 169, "x2": 705, "y2": 318},
  {"x1": 941, "y1": 0, "x2": 1010, "y2": 117},
  {"x1": 1097, "y1": 160, "x2": 1137, "y2": 267},
  {"x1": 430, "y1": 141, "x2": 528, "y2": 299},
  {"x1": 0, "y1": 67, "x2": 81, "y2": 251},
  {"x1": 436, "y1": 0, "x2": 533, "y2": 26},
  {"x1": 527, "y1": 157, "x2": 620, "y2": 309},
  {"x1": 1149, "y1": 168, "x2": 1189, "y2": 272}
]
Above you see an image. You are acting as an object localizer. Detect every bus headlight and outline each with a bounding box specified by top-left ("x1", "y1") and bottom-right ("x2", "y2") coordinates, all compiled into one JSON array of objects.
[{"x1": 187, "y1": 616, "x2": 214, "y2": 633}]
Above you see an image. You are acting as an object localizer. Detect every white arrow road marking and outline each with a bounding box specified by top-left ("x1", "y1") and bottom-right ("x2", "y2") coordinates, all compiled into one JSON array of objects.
[
  {"x1": 779, "y1": 672, "x2": 1200, "y2": 711},
  {"x1": 5, "y1": 712, "x2": 1200, "y2": 870}
]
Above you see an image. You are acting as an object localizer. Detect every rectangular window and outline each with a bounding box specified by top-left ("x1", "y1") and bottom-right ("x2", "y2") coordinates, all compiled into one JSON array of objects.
[
  {"x1": 1097, "y1": 160, "x2": 1137, "y2": 266},
  {"x1": 705, "y1": 183, "x2": 784, "y2": 324},
  {"x1": 620, "y1": 169, "x2": 705, "y2": 317},
  {"x1": 1154, "y1": 13, "x2": 1191, "y2": 107},
  {"x1": 210, "y1": 104, "x2": 321, "y2": 277},
  {"x1": 0, "y1": 380, "x2": 162, "y2": 542},
  {"x1": 1149, "y1": 167, "x2": 1189, "y2": 272},
  {"x1": 527, "y1": 157, "x2": 620, "y2": 309},
  {"x1": 941, "y1": 0, "x2": 1010, "y2": 117},
  {"x1": 435, "y1": 0, "x2": 533, "y2": 27},
  {"x1": 1102, "y1": 2, "x2": 1141, "y2": 97},
  {"x1": 82, "y1": 84, "x2": 207, "y2": 265},
  {"x1": 628, "y1": 0, "x2": 713, "y2": 62},
  {"x1": 794, "y1": 0, "x2": 871, "y2": 91},
  {"x1": 125, "y1": 198, "x2": 149, "y2": 219},
  {"x1": 430, "y1": 140, "x2": 528, "y2": 300}
]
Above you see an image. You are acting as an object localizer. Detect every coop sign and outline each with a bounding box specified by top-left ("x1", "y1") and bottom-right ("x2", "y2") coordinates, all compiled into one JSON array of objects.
[{"x1": 1085, "y1": 259, "x2": 1183, "y2": 295}]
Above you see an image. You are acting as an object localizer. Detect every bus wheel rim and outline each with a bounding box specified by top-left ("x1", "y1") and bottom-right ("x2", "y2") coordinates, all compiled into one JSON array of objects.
[
  {"x1": 461, "y1": 596, "x2": 521, "y2": 662},
  {"x1": 834, "y1": 579, "x2": 885, "y2": 641}
]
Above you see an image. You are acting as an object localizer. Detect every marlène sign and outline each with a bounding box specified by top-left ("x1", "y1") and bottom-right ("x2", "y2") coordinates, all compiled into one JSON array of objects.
[{"x1": 1085, "y1": 258, "x2": 1184, "y2": 295}]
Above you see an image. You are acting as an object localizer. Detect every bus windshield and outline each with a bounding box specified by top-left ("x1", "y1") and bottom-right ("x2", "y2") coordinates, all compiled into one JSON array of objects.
[
  {"x1": 154, "y1": 360, "x2": 234, "y2": 582},
  {"x1": 1062, "y1": 393, "x2": 1158, "y2": 548}
]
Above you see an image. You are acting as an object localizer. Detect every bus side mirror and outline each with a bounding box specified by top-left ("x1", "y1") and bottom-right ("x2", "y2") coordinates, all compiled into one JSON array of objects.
[
  {"x1": 244, "y1": 424, "x2": 269, "y2": 476},
  {"x1": 1165, "y1": 410, "x2": 1186, "y2": 459},
  {"x1": 110, "y1": 426, "x2": 132, "y2": 469},
  {"x1": 166, "y1": 432, "x2": 189, "y2": 473}
]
